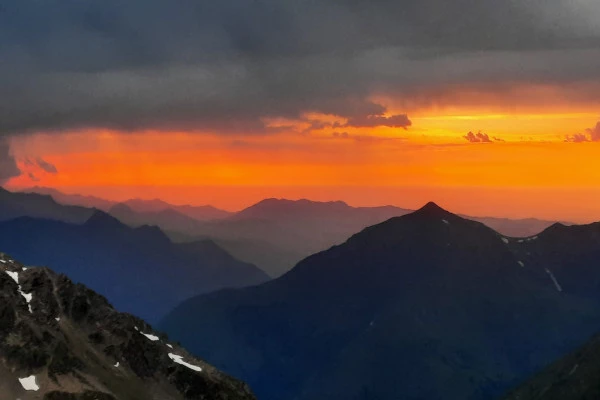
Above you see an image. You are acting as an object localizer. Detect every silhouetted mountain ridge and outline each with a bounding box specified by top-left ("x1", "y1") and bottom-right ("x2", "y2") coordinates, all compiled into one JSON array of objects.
[
  {"x1": 7, "y1": 187, "x2": 570, "y2": 276},
  {"x1": 160, "y1": 202, "x2": 600, "y2": 400},
  {"x1": 0, "y1": 187, "x2": 94, "y2": 224},
  {"x1": 84, "y1": 210, "x2": 128, "y2": 230},
  {"x1": 0, "y1": 211, "x2": 269, "y2": 323},
  {"x1": 231, "y1": 198, "x2": 354, "y2": 220}
]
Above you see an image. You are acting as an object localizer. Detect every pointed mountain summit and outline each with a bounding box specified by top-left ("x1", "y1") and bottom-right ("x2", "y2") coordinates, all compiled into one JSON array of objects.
[
  {"x1": 399, "y1": 201, "x2": 474, "y2": 226},
  {"x1": 413, "y1": 201, "x2": 450, "y2": 216},
  {"x1": 83, "y1": 210, "x2": 128, "y2": 230},
  {"x1": 160, "y1": 203, "x2": 600, "y2": 400},
  {"x1": 0, "y1": 252, "x2": 256, "y2": 400}
]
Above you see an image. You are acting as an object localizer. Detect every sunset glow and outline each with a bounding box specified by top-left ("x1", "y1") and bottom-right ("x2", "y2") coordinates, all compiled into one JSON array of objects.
[
  {"x1": 2, "y1": 1, "x2": 600, "y2": 223},
  {"x1": 6, "y1": 105, "x2": 600, "y2": 222}
]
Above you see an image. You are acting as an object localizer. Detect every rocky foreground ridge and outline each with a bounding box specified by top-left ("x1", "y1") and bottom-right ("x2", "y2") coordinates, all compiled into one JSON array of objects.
[{"x1": 0, "y1": 252, "x2": 256, "y2": 400}]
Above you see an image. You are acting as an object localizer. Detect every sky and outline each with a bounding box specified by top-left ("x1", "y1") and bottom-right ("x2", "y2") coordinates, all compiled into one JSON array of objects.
[{"x1": 2, "y1": 0, "x2": 600, "y2": 222}]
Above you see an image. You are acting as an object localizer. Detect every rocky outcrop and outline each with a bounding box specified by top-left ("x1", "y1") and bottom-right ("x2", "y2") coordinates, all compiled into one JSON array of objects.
[{"x1": 0, "y1": 252, "x2": 256, "y2": 400}]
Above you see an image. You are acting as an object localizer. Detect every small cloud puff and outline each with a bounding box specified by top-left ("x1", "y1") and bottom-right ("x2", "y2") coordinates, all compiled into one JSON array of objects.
[
  {"x1": 464, "y1": 131, "x2": 492, "y2": 143},
  {"x1": 564, "y1": 133, "x2": 589, "y2": 143},
  {"x1": 565, "y1": 121, "x2": 600, "y2": 143},
  {"x1": 586, "y1": 121, "x2": 600, "y2": 141}
]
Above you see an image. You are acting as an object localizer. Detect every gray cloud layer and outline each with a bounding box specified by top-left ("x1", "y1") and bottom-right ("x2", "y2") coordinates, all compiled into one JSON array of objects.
[
  {"x1": 35, "y1": 158, "x2": 58, "y2": 174},
  {"x1": 0, "y1": 139, "x2": 22, "y2": 183},
  {"x1": 1, "y1": 0, "x2": 600, "y2": 136}
]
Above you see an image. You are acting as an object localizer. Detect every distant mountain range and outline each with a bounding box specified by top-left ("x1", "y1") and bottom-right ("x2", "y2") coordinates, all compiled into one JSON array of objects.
[
  {"x1": 0, "y1": 252, "x2": 256, "y2": 400},
  {"x1": 171, "y1": 198, "x2": 415, "y2": 277},
  {"x1": 18, "y1": 187, "x2": 567, "y2": 277},
  {"x1": 159, "y1": 203, "x2": 600, "y2": 400},
  {"x1": 1, "y1": 187, "x2": 95, "y2": 223},
  {"x1": 0, "y1": 202, "x2": 268, "y2": 322},
  {"x1": 121, "y1": 198, "x2": 232, "y2": 220},
  {"x1": 134, "y1": 198, "x2": 565, "y2": 277},
  {"x1": 22, "y1": 187, "x2": 232, "y2": 220},
  {"x1": 21, "y1": 186, "x2": 116, "y2": 211}
]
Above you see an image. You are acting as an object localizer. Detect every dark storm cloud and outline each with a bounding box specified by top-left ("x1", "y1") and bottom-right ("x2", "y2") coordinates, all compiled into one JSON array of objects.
[
  {"x1": 340, "y1": 114, "x2": 412, "y2": 129},
  {"x1": 1, "y1": 0, "x2": 600, "y2": 136},
  {"x1": 0, "y1": 139, "x2": 22, "y2": 184},
  {"x1": 464, "y1": 131, "x2": 492, "y2": 143}
]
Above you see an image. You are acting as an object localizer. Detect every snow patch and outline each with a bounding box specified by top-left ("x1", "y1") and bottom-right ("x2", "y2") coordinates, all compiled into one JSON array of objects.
[
  {"x1": 55, "y1": 317, "x2": 60, "y2": 322},
  {"x1": 442, "y1": 219, "x2": 449, "y2": 225},
  {"x1": 114, "y1": 362, "x2": 120, "y2": 368},
  {"x1": 517, "y1": 261, "x2": 525, "y2": 267},
  {"x1": 166, "y1": 344, "x2": 173, "y2": 349},
  {"x1": 0, "y1": 259, "x2": 5, "y2": 263},
  {"x1": 545, "y1": 268, "x2": 563, "y2": 292},
  {"x1": 518, "y1": 239, "x2": 524, "y2": 243},
  {"x1": 20, "y1": 289, "x2": 33, "y2": 313},
  {"x1": 140, "y1": 332, "x2": 160, "y2": 341},
  {"x1": 501, "y1": 237, "x2": 509, "y2": 244},
  {"x1": 18, "y1": 375, "x2": 39, "y2": 391},
  {"x1": 168, "y1": 353, "x2": 202, "y2": 372},
  {"x1": 5, "y1": 271, "x2": 33, "y2": 313},
  {"x1": 5, "y1": 270, "x2": 19, "y2": 283},
  {"x1": 21, "y1": 291, "x2": 32, "y2": 303}
]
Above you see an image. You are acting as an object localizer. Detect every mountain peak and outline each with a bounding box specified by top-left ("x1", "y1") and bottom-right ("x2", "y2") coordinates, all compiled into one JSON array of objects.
[
  {"x1": 109, "y1": 202, "x2": 134, "y2": 213},
  {"x1": 133, "y1": 224, "x2": 172, "y2": 245},
  {"x1": 413, "y1": 201, "x2": 451, "y2": 217},
  {"x1": 235, "y1": 198, "x2": 352, "y2": 220},
  {"x1": 84, "y1": 210, "x2": 125, "y2": 229}
]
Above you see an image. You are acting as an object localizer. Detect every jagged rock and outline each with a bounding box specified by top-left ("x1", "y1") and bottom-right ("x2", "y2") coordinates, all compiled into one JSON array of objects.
[{"x1": 0, "y1": 252, "x2": 256, "y2": 400}]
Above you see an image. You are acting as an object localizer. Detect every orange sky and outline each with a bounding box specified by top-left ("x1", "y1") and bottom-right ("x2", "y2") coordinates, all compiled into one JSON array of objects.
[{"x1": 5, "y1": 91, "x2": 600, "y2": 223}]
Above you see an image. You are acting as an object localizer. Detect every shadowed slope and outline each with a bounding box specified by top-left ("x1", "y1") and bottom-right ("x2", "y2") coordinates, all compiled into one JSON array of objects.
[{"x1": 160, "y1": 202, "x2": 600, "y2": 400}]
